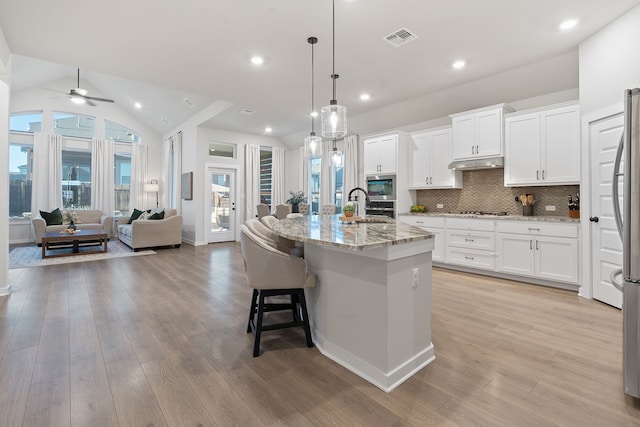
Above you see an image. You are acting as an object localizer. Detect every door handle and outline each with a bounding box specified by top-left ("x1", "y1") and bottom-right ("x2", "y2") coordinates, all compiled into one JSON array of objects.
[{"x1": 589, "y1": 216, "x2": 599, "y2": 223}]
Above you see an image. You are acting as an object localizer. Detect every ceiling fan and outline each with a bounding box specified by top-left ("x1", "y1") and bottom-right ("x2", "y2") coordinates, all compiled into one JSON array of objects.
[{"x1": 66, "y1": 68, "x2": 115, "y2": 106}]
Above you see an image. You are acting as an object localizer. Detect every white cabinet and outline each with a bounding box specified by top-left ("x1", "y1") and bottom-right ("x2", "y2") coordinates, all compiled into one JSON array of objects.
[
  {"x1": 410, "y1": 128, "x2": 462, "y2": 189},
  {"x1": 504, "y1": 102, "x2": 580, "y2": 186},
  {"x1": 399, "y1": 216, "x2": 444, "y2": 262},
  {"x1": 450, "y1": 104, "x2": 513, "y2": 161},
  {"x1": 364, "y1": 134, "x2": 397, "y2": 175},
  {"x1": 445, "y1": 218, "x2": 496, "y2": 271},
  {"x1": 495, "y1": 221, "x2": 579, "y2": 284}
]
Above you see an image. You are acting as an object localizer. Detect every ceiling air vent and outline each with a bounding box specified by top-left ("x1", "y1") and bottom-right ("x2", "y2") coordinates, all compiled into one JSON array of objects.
[
  {"x1": 239, "y1": 109, "x2": 256, "y2": 115},
  {"x1": 383, "y1": 28, "x2": 418, "y2": 47},
  {"x1": 183, "y1": 97, "x2": 195, "y2": 108}
]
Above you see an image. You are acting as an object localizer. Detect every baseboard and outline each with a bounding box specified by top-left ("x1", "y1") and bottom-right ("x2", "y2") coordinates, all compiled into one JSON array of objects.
[{"x1": 0, "y1": 283, "x2": 13, "y2": 296}]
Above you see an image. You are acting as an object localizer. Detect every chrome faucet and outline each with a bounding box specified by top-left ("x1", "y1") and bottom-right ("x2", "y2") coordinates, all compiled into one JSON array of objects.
[{"x1": 348, "y1": 187, "x2": 371, "y2": 207}]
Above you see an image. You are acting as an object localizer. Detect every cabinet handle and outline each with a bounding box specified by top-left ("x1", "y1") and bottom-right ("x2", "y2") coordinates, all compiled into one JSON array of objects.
[
  {"x1": 528, "y1": 227, "x2": 540, "y2": 231},
  {"x1": 471, "y1": 146, "x2": 475, "y2": 155},
  {"x1": 464, "y1": 238, "x2": 475, "y2": 242},
  {"x1": 416, "y1": 221, "x2": 424, "y2": 224},
  {"x1": 536, "y1": 170, "x2": 539, "y2": 180},
  {"x1": 530, "y1": 240, "x2": 533, "y2": 250},
  {"x1": 536, "y1": 241, "x2": 539, "y2": 250},
  {"x1": 430, "y1": 177, "x2": 433, "y2": 184},
  {"x1": 464, "y1": 256, "x2": 475, "y2": 260},
  {"x1": 476, "y1": 145, "x2": 479, "y2": 155},
  {"x1": 542, "y1": 170, "x2": 545, "y2": 180}
]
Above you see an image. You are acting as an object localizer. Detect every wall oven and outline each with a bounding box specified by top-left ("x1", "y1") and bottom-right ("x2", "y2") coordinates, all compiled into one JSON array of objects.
[
  {"x1": 365, "y1": 201, "x2": 395, "y2": 219},
  {"x1": 366, "y1": 175, "x2": 396, "y2": 201}
]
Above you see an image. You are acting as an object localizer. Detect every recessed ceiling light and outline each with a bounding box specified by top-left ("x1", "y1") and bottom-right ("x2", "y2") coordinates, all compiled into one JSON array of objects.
[
  {"x1": 360, "y1": 93, "x2": 371, "y2": 101},
  {"x1": 559, "y1": 19, "x2": 578, "y2": 31},
  {"x1": 265, "y1": 127, "x2": 272, "y2": 133},
  {"x1": 251, "y1": 56, "x2": 264, "y2": 65},
  {"x1": 134, "y1": 102, "x2": 142, "y2": 109},
  {"x1": 452, "y1": 60, "x2": 466, "y2": 70}
]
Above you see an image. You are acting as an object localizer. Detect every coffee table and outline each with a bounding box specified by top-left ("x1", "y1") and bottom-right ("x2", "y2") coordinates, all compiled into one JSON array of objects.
[{"x1": 41, "y1": 229, "x2": 109, "y2": 259}]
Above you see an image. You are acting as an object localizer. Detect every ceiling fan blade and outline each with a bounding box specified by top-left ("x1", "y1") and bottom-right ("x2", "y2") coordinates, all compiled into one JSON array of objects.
[
  {"x1": 85, "y1": 95, "x2": 115, "y2": 103},
  {"x1": 85, "y1": 99, "x2": 97, "y2": 107}
]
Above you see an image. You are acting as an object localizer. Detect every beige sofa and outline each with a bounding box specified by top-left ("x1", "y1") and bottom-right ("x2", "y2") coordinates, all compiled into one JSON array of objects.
[
  {"x1": 117, "y1": 208, "x2": 183, "y2": 251},
  {"x1": 32, "y1": 209, "x2": 113, "y2": 246}
]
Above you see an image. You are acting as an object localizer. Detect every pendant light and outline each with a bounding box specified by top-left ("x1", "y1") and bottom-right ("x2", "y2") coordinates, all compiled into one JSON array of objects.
[
  {"x1": 321, "y1": 0, "x2": 347, "y2": 138},
  {"x1": 304, "y1": 36, "x2": 322, "y2": 157},
  {"x1": 330, "y1": 138, "x2": 342, "y2": 167}
]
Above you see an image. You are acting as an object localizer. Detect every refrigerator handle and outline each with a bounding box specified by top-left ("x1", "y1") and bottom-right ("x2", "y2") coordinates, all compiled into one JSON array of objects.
[
  {"x1": 610, "y1": 267, "x2": 624, "y2": 292},
  {"x1": 613, "y1": 133, "x2": 625, "y2": 240}
]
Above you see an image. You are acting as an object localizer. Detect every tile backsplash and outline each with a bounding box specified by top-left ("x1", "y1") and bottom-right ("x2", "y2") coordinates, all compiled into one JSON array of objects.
[{"x1": 414, "y1": 168, "x2": 579, "y2": 217}]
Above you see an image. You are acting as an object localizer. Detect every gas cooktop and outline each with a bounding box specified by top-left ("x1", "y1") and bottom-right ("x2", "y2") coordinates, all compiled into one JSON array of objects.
[{"x1": 456, "y1": 211, "x2": 508, "y2": 216}]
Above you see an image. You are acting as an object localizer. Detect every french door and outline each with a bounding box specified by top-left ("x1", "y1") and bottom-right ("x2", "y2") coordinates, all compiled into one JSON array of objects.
[{"x1": 206, "y1": 167, "x2": 236, "y2": 243}]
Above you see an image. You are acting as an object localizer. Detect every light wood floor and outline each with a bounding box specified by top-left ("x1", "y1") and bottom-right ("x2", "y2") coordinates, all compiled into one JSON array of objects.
[{"x1": 2, "y1": 242, "x2": 640, "y2": 426}]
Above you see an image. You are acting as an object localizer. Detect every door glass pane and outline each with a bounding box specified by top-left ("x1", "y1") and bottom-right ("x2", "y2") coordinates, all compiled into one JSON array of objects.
[
  {"x1": 211, "y1": 173, "x2": 231, "y2": 232},
  {"x1": 62, "y1": 150, "x2": 92, "y2": 209},
  {"x1": 114, "y1": 154, "x2": 131, "y2": 217},
  {"x1": 9, "y1": 143, "x2": 33, "y2": 218}
]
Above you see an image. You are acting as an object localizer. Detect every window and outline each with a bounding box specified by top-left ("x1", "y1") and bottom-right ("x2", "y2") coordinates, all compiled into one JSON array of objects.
[
  {"x1": 209, "y1": 142, "x2": 236, "y2": 158},
  {"x1": 114, "y1": 154, "x2": 131, "y2": 216},
  {"x1": 10, "y1": 111, "x2": 42, "y2": 133},
  {"x1": 260, "y1": 147, "x2": 272, "y2": 205},
  {"x1": 332, "y1": 157, "x2": 344, "y2": 211},
  {"x1": 9, "y1": 134, "x2": 34, "y2": 218},
  {"x1": 106, "y1": 120, "x2": 140, "y2": 143},
  {"x1": 54, "y1": 112, "x2": 95, "y2": 139},
  {"x1": 62, "y1": 150, "x2": 92, "y2": 209},
  {"x1": 308, "y1": 156, "x2": 321, "y2": 213}
]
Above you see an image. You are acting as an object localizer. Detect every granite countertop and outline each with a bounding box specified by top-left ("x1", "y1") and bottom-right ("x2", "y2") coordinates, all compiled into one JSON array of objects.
[
  {"x1": 399, "y1": 212, "x2": 580, "y2": 223},
  {"x1": 271, "y1": 214, "x2": 433, "y2": 251}
]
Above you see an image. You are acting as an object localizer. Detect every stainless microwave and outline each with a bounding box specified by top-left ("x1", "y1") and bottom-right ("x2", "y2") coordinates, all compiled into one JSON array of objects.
[{"x1": 366, "y1": 175, "x2": 396, "y2": 201}]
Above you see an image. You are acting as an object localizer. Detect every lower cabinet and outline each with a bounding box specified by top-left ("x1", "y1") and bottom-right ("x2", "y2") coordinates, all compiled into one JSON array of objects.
[
  {"x1": 399, "y1": 216, "x2": 444, "y2": 262},
  {"x1": 495, "y1": 222, "x2": 579, "y2": 284},
  {"x1": 445, "y1": 218, "x2": 495, "y2": 271}
]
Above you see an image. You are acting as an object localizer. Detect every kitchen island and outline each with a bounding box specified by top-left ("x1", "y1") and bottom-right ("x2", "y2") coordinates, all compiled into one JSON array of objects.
[{"x1": 271, "y1": 215, "x2": 435, "y2": 392}]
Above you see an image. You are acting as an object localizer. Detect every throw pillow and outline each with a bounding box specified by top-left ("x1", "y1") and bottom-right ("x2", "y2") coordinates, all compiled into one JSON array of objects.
[
  {"x1": 40, "y1": 208, "x2": 63, "y2": 226},
  {"x1": 128, "y1": 208, "x2": 145, "y2": 224},
  {"x1": 148, "y1": 210, "x2": 165, "y2": 220},
  {"x1": 138, "y1": 212, "x2": 151, "y2": 221}
]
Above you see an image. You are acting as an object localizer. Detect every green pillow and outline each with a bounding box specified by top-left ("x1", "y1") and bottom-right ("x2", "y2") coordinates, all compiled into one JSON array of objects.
[
  {"x1": 40, "y1": 208, "x2": 63, "y2": 226},
  {"x1": 127, "y1": 208, "x2": 145, "y2": 224},
  {"x1": 148, "y1": 210, "x2": 165, "y2": 220}
]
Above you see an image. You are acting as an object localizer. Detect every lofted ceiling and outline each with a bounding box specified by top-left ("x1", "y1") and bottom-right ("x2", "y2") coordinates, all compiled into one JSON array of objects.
[{"x1": 1, "y1": 0, "x2": 639, "y2": 146}]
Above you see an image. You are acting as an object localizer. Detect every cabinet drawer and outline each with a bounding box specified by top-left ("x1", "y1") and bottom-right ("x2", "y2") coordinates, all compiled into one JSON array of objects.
[
  {"x1": 446, "y1": 230, "x2": 495, "y2": 251},
  {"x1": 400, "y1": 215, "x2": 445, "y2": 228},
  {"x1": 495, "y1": 221, "x2": 578, "y2": 238},
  {"x1": 446, "y1": 247, "x2": 495, "y2": 270},
  {"x1": 445, "y1": 218, "x2": 495, "y2": 231}
]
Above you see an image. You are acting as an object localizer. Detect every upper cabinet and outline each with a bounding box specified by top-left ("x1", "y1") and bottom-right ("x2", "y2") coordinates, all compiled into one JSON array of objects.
[
  {"x1": 450, "y1": 104, "x2": 514, "y2": 161},
  {"x1": 364, "y1": 134, "x2": 397, "y2": 175},
  {"x1": 504, "y1": 102, "x2": 580, "y2": 186},
  {"x1": 410, "y1": 127, "x2": 462, "y2": 189}
]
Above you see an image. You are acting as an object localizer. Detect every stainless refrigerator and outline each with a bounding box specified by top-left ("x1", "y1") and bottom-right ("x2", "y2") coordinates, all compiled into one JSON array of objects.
[{"x1": 613, "y1": 88, "x2": 640, "y2": 398}]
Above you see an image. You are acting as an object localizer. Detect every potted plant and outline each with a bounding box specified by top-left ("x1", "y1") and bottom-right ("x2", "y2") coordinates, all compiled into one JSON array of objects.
[
  {"x1": 342, "y1": 203, "x2": 357, "y2": 217},
  {"x1": 285, "y1": 191, "x2": 307, "y2": 213}
]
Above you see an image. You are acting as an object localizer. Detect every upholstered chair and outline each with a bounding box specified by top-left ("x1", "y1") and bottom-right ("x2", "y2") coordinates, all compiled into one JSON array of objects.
[
  {"x1": 240, "y1": 224, "x2": 315, "y2": 356},
  {"x1": 298, "y1": 203, "x2": 310, "y2": 215},
  {"x1": 256, "y1": 203, "x2": 270, "y2": 219},
  {"x1": 254, "y1": 217, "x2": 303, "y2": 257},
  {"x1": 321, "y1": 204, "x2": 337, "y2": 215},
  {"x1": 275, "y1": 204, "x2": 291, "y2": 219}
]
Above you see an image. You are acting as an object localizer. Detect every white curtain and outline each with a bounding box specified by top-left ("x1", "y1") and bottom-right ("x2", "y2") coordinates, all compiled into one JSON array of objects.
[
  {"x1": 162, "y1": 132, "x2": 182, "y2": 212},
  {"x1": 343, "y1": 134, "x2": 360, "y2": 211},
  {"x1": 319, "y1": 140, "x2": 333, "y2": 207},
  {"x1": 298, "y1": 146, "x2": 308, "y2": 199},
  {"x1": 245, "y1": 144, "x2": 261, "y2": 220},
  {"x1": 91, "y1": 138, "x2": 115, "y2": 216},
  {"x1": 31, "y1": 132, "x2": 62, "y2": 216},
  {"x1": 130, "y1": 142, "x2": 147, "y2": 210},
  {"x1": 271, "y1": 146, "x2": 286, "y2": 206}
]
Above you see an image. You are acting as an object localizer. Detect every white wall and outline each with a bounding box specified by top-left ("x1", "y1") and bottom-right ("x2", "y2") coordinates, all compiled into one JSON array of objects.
[
  {"x1": 579, "y1": 4, "x2": 640, "y2": 116},
  {"x1": 0, "y1": 27, "x2": 12, "y2": 295}
]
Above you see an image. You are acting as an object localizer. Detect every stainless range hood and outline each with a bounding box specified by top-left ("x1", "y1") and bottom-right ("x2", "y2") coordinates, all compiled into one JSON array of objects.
[{"x1": 448, "y1": 156, "x2": 504, "y2": 171}]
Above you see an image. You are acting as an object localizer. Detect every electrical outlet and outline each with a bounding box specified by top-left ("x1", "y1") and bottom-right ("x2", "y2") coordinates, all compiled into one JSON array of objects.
[
  {"x1": 412, "y1": 268, "x2": 419, "y2": 287},
  {"x1": 436, "y1": 204, "x2": 444, "y2": 209},
  {"x1": 545, "y1": 205, "x2": 556, "y2": 211}
]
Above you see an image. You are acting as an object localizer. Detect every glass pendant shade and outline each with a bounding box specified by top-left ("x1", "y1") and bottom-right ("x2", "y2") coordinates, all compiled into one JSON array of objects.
[
  {"x1": 331, "y1": 148, "x2": 343, "y2": 167},
  {"x1": 304, "y1": 134, "x2": 322, "y2": 156},
  {"x1": 321, "y1": 103, "x2": 347, "y2": 138}
]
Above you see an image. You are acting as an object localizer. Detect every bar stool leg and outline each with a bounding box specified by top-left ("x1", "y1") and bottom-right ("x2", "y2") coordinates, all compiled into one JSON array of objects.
[
  {"x1": 247, "y1": 289, "x2": 258, "y2": 333},
  {"x1": 253, "y1": 291, "x2": 265, "y2": 357},
  {"x1": 298, "y1": 289, "x2": 313, "y2": 348}
]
